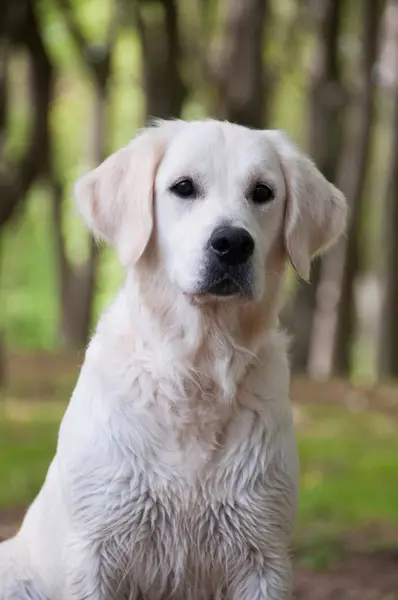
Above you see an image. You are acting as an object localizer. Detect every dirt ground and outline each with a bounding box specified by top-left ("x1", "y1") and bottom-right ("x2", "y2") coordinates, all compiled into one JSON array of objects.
[
  {"x1": 294, "y1": 552, "x2": 398, "y2": 599},
  {"x1": 1, "y1": 511, "x2": 397, "y2": 600}
]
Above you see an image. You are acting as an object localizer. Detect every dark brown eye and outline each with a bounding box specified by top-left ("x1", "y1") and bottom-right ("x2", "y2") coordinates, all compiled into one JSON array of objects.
[
  {"x1": 251, "y1": 183, "x2": 275, "y2": 205},
  {"x1": 170, "y1": 178, "x2": 196, "y2": 199}
]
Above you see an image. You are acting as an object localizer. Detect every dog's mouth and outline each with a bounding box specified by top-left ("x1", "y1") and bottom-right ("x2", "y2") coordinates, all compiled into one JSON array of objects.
[
  {"x1": 196, "y1": 264, "x2": 253, "y2": 299},
  {"x1": 206, "y1": 276, "x2": 242, "y2": 297}
]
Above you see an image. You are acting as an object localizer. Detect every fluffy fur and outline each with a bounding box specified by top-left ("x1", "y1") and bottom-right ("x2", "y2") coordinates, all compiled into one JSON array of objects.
[{"x1": 0, "y1": 119, "x2": 346, "y2": 599}]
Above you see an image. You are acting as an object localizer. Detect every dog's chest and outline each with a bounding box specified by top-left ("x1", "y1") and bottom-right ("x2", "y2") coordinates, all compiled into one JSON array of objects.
[
  {"x1": 92, "y1": 464, "x2": 274, "y2": 599},
  {"x1": 63, "y1": 341, "x2": 296, "y2": 598},
  {"x1": 70, "y1": 407, "x2": 281, "y2": 598}
]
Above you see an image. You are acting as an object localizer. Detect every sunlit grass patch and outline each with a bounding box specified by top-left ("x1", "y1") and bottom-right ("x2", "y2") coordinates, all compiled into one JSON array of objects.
[
  {"x1": 0, "y1": 400, "x2": 65, "y2": 508},
  {"x1": 297, "y1": 403, "x2": 398, "y2": 529}
]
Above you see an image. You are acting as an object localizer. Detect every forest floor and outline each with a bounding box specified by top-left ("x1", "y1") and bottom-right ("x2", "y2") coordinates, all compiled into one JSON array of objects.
[{"x1": 1, "y1": 353, "x2": 398, "y2": 599}]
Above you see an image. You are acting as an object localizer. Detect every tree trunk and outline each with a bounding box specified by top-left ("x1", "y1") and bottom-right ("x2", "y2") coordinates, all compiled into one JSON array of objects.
[
  {"x1": 59, "y1": 244, "x2": 98, "y2": 349},
  {"x1": 0, "y1": 0, "x2": 53, "y2": 386},
  {"x1": 289, "y1": 0, "x2": 345, "y2": 373},
  {"x1": 50, "y1": 0, "x2": 116, "y2": 349},
  {"x1": 50, "y1": 177, "x2": 97, "y2": 349},
  {"x1": 134, "y1": 0, "x2": 186, "y2": 120},
  {"x1": 0, "y1": 19, "x2": 9, "y2": 390},
  {"x1": 51, "y1": 74, "x2": 109, "y2": 349},
  {"x1": 0, "y1": 33, "x2": 8, "y2": 152},
  {"x1": 331, "y1": 0, "x2": 385, "y2": 376},
  {"x1": 0, "y1": 0, "x2": 53, "y2": 228},
  {"x1": 0, "y1": 329, "x2": 6, "y2": 392},
  {"x1": 214, "y1": 0, "x2": 269, "y2": 128},
  {"x1": 378, "y1": 49, "x2": 398, "y2": 377}
]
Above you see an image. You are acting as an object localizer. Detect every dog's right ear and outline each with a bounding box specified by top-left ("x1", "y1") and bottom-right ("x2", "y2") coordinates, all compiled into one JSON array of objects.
[{"x1": 74, "y1": 126, "x2": 170, "y2": 267}]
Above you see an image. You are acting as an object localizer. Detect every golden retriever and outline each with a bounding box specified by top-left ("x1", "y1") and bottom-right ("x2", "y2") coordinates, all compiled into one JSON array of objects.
[{"x1": 0, "y1": 119, "x2": 346, "y2": 599}]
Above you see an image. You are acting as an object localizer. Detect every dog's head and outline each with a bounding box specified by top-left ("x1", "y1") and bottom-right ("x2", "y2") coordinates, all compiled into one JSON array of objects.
[{"x1": 74, "y1": 120, "x2": 346, "y2": 304}]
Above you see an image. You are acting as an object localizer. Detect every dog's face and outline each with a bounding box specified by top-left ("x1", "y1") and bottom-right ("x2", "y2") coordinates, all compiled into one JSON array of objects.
[
  {"x1": 154, "y1": 122, "x2": 287, "y2": 301},
  {"x1": 74, "y1": 120, "x2": 346, "y2": 304}
]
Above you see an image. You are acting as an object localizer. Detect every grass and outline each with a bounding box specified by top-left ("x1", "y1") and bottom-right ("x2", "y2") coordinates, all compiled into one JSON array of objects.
[
  {"x1": 0, "y1": 400, "x2": 65, "y2": 508},
  {"x1": 298, "y1": 403, "x2": 398, "y2": 528}
]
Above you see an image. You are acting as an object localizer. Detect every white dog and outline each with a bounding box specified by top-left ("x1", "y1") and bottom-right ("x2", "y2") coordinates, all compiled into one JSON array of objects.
[{"x1": 0, "y1": 119, "x2": 346, "y2": 599}]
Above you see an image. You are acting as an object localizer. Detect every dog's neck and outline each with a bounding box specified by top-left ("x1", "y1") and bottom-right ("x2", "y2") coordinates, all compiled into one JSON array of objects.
[{"x1": 121, "y1": 259, "x2": 285, "y2": 401}]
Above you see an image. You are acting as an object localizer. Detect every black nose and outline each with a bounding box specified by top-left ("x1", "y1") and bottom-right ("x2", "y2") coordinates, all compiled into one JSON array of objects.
[{"x1": 209, "y1": 226, "x2": 255, "y2": 266}]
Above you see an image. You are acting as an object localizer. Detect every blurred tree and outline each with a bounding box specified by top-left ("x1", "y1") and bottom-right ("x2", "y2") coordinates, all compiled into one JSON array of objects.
[
  {"x1": 379, "y1": 18, "x2": 398, "y2": 377},
  {"x1": 0, "y1": 0, "x2": 53, "y2": 229},
  {"x1": 133, "y1": 0, "x2": 186, "y2": 120},
  {"x1": 0, "y1": 0, "x2": 53, "y2": 380},
  {"x1": 0, "y1": 15, "x2": 9, "y2": 155},
  {"x1": 289, "y1": 0, "x2": 346, "y2": 373},
  {"x1": 331, "y1": 0, "x2": 385, "y2": 375},
  {"x1": 0, "y1": 14, "x2": 7, "y2": 388},
  {"x1": 306, "y1": 0, "x2": 385, "y2": 378},
  {"x1": 49, "y1": 0, "x2": 118, "y2": 349},
  {"x1": 0, "y1": 330, "x2": 5, "y2": 390},
  {"x1": 213, "y1": 0, "x2": 270, "y2": 128}
]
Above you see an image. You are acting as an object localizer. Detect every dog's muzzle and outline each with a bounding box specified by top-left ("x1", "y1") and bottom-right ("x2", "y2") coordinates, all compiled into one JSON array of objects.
[{"x1": 198, "y1": 226, "x2": 254, "y2": 297}]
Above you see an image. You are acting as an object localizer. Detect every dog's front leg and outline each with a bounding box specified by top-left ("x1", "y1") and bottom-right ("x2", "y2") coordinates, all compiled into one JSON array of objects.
[
  {"x1": 65, "y1": 539, "x2": 108, "y2": 600},
  {"x1": 228, "y1": 553, "x2": 292, "y2": 600},
  {"x1": 65, "y1": 537, "x2": 137, "y2": 600}
]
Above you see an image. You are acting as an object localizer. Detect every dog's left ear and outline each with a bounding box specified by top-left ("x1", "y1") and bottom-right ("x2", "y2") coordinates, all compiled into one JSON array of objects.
[
  {"x1": 266, "y1": 131, "x2": 347, "y2": 281},
  {"x1": 74, "y1": 127, "x2": 169, "y2": 267}
]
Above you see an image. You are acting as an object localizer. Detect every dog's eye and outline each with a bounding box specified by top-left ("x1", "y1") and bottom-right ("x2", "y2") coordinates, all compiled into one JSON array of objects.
[
  {"x1": 170, "y1": 178, "x2": 196, "y2": 199},
  {"x1": 251, "y1": 183, "x2": 275, "y2": 205}
]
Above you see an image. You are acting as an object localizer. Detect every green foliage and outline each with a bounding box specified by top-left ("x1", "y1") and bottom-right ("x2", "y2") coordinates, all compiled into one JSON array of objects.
[
  {"x1": 298, "y1": 404, "x2": 398, "y2": 527},
  {"x1": 2, "y1": 0, "x2": 141, "y2": 349},
  {"x1": 2, "y1": 191, "x2": 58, "y2": 350}
]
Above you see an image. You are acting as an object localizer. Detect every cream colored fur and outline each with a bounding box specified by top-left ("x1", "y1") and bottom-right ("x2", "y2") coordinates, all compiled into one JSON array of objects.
[{"x1": 0, "y1": 119, "x2": 346, "y2": 600}]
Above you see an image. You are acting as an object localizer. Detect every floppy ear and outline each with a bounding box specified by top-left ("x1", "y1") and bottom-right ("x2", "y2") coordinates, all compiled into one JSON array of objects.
[
  {"x1": 74, "y1": 128, "x2": 168, "y2": 267},
  {"x1": 266, "y1": 131, "x2": 347, "y2": 281}
]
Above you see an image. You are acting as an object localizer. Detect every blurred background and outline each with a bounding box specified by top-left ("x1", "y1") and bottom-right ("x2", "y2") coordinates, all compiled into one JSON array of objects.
[{"x1": 1, "y1": 0, "x2": 398, "y2": 597}]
